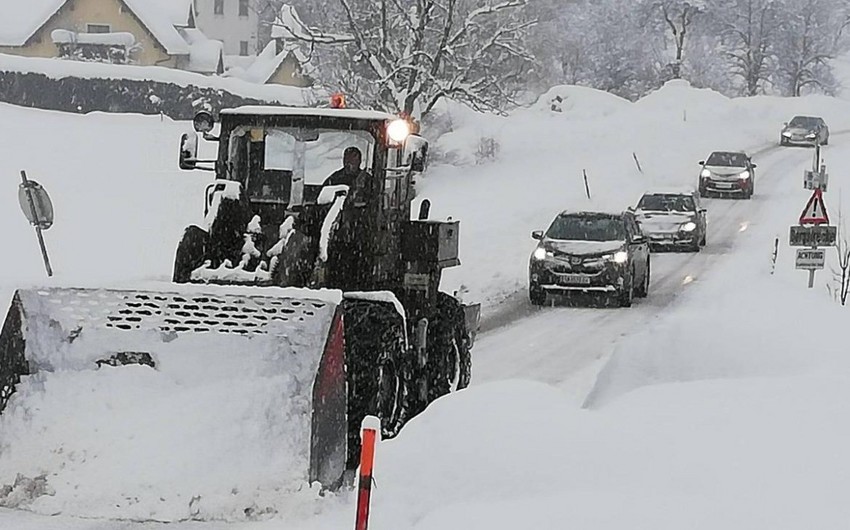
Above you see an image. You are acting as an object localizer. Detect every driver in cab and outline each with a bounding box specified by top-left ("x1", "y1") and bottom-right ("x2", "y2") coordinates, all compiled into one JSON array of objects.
[{"x1": 323, "y1": 146, "x2": 371, "y2": 205}]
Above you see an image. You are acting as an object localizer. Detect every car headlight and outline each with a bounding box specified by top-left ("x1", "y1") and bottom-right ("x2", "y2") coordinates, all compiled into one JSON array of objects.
[
  {"x1": 532, "y1": 247, "x2": 551, "y2": 261},
  {"x1": 738, "y1": 170, "x2": 750, "y2": 179},
  {"x1": 700, "y1": 169, "x2": 712, "y2": 178},
  {"x1": 782, "y1": 131, "x2": 791, "y2": 137},
  {"x1": 681, "y1": 221, "x2": 697, "y2": 232},
  {"x1": 610, "y1": 250, "x2": 628, "y2": 264},
  {"x1": 806, "y1": 133, "x2": 817, "y2": 138}
]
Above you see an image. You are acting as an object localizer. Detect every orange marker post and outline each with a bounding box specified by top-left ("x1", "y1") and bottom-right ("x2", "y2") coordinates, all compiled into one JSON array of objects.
[{"x1": 355, "y1": 416, "x2": 381, "y2": 530}]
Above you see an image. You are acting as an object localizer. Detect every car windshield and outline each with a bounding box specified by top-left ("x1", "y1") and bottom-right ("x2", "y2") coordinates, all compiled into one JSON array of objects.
[
  {"x1": 546, "y1": 215, "x2": 625, "y2": 242},
  {"x1": 789, "y1": 116, "x2": 820, "y2": 128},
  {"x1": 638, "y1": 194, "x2": 695, "y2": 212},
  {"x1": 706, "y1": 152, "x2": 748, "y2": 167}
]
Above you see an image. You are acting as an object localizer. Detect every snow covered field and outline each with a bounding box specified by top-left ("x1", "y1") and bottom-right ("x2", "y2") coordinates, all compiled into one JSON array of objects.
[{"x1": 2, "y1": 79, "x2": 850, "y2": 528}]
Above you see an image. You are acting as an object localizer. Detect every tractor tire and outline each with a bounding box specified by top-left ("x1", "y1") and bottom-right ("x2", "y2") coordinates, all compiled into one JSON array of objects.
[
  {"x1": 172, "y1": 225, "x2": 209, "y2": 283},
  {"x1": 341, "y1": 298, "x2": 406, "y2": 470}
]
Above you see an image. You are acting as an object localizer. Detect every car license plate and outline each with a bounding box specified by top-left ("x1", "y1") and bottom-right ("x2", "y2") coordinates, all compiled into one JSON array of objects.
[
  {"x1": 560, "y1": 274, "x2": 591, "y2": 285},
  {"x1": 715, "y1": 182, "x2": 733, "y2": 189}
]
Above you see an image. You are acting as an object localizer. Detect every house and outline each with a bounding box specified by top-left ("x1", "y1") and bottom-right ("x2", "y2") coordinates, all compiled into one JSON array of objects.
[
  {"x1": 225, "y1": 40, "x2": 312, "y2": 87},
  {"x1": 193, "y1": 0, "x2": 259, "y2": 57},
  {"x1": 0, "y1": 0, "x2": 224, "y2": 74}
]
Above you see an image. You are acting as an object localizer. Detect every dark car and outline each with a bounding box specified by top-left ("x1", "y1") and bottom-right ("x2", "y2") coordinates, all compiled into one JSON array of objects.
[
  {"x1": 698, "y1": 151, "x2": 756, "y2": 199},
  {"x1": 781, "y1": 115, "x2": 829, "y2": 146},
  {"x1": 528, "y1": 211, "x2": 650, "y2": 307},
  {"x1": 635, "y1": 190, "x2": 707, "y2": 252}
]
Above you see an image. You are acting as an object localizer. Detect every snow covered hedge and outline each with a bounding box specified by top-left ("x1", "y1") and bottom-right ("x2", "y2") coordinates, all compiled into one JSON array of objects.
[{"x1": 0, "y1": 70, "x2": 277, "y2": 119}]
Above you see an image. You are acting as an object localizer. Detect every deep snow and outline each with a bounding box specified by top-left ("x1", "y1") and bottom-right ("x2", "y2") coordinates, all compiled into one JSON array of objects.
[{"x1": 2, "y1": 77, "x2": 850, "y2": 528}]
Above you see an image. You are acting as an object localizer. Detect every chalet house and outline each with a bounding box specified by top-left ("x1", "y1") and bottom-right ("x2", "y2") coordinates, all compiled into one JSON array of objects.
[{"x1": 0, "y1": 0, "x2": 224, "y2": 74}]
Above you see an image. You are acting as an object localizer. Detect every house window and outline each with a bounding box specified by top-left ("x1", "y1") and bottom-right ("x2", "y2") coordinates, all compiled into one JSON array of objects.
[
  {"x1": 240, "y1": 41, "x2": 249, "y2": 56},
  {"x1": 87, "y1": 24, "x2": 111, "y2": 34},
  {"x1": 214, "y1": 0, "x2": 224, "y2": 15},
  {"x1": 239, "y1": 0, "x2": 249, "y2": 17}
]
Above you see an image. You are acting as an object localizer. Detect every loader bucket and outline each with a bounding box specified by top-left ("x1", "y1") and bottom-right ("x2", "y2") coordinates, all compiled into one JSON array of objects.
[{"x1": 0, "y1": 287, "x2": 348, "y2": 489}]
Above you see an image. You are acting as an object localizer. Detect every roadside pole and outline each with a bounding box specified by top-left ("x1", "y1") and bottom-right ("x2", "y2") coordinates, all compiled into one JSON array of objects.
[{"x1": 355, "y1": 416, "x2": 381, "y2": 530}]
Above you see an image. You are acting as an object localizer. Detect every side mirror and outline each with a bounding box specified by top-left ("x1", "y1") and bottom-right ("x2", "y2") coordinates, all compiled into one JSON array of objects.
[
  {"x1": 699, "y1": 208, "x2": 707, "y2": 213},
  {"x1": 179, "y1": 133, "x2": 199, "y2": 170},
  {"x1": 531, "y1": 230, "x2": 544, "y2": 240},
  {"x1": 698, "y1": 160, "x2": 705, "y2": 165},
  {"x1": 751, "y1": 163, "x2": 757, "y2": 168},
  {"x1": 405, "y1": 135, "x2": 429, "y2": 172},
  {"x1": 783, "y1": 122, "x2": 788, "y2": 127}
]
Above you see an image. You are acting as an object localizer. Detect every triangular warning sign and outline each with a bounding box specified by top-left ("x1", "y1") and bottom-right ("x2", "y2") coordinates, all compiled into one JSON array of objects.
[{"x1": 800, "y1": 188, "x2": 829, "y2": 225}]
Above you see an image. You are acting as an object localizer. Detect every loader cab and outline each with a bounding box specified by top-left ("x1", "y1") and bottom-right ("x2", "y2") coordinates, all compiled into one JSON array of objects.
[{"x1": 178, "y1": 106, "x2": 431, "y2": 290}]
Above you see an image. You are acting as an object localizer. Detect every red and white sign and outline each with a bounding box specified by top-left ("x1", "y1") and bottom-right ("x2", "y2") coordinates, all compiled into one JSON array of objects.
[{"x1": 799, "y1": 188, "x2": 829, "y2": 225}]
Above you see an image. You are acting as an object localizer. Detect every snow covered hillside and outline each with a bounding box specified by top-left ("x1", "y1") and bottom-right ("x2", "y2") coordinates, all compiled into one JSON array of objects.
[{"x1": 2, "y1": 80, "x2": 850, "y2": 528}]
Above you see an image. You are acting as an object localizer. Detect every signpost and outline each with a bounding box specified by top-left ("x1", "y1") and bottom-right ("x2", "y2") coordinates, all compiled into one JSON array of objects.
[
  {"x1": 790, "y1": 149, "x2": 831, "y2": 288},
  {"x1": 17, "y1": 170, "x2": 54, "y2": 277}
]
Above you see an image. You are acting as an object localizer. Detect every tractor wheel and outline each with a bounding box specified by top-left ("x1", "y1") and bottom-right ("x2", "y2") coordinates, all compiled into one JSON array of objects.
[
  {"x1": 172, "y1": 225, "x2": 209, "y2": 283},
  {"x1": 341, "y1": 298, "x2": 406, "y2": 469}
]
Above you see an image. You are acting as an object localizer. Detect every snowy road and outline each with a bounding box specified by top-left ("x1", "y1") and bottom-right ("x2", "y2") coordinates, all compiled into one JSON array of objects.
[{"x1": 471, "y1": 140, "x2": 829, "y2": 402}]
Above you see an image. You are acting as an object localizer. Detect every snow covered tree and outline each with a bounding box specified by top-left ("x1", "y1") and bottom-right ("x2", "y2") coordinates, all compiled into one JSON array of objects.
[
  {"x1": 772, "y1": 0, "x2": 848, "y2": 96},
  {"x1": 271, "y1": 1, "x2": 534, "y2": 117},
  {"x1": 711, "y1": 0, "x2": 781, "y2": 95},
  {"x1": 640, "y1": 0, "x2": 706, "y2": 78}
]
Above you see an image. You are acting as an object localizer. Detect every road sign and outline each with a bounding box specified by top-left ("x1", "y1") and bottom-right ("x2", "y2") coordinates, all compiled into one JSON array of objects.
[
  {"x1": 18, "y1": 179, "x2": 54, "y2": 229},
  {"x1": 18, "y1": 171, "x2": 53, "y2": 277},
  {"x1": 803, "y1": 169, "x2": 828, "y2": 192},
  {"x1": 799, "y1": 188, "x2": 829, "y2": 224},
  {"x1": 796, "y1": 248, "x2": 825, "y2": 270},
  {"x1": 789, "y1": 225, "x2": 837, "y2": 247}
]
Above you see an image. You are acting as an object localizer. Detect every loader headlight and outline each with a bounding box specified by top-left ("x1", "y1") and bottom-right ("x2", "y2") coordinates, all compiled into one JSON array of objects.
[
  {"x1": 700, "y1": 169, "x2": 711, "y2": 178},
  {"x1": 388, "y1": 119, "x2": 411, "y2": 143},
  {"x1": 738, "y1": 170, "x2": 750, "y2": 179},
  {"x1": 681, "y1": 221, "x2": 697, "y2": 232},
  {"x1": 193, "y1": 110, "x2": 215, "y2": 133}
]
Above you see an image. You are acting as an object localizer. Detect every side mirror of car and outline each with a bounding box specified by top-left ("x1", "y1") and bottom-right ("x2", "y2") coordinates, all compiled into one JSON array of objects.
[
  {"x1": 699, "y1": 208, "x2": 707, "y2": 213},
  {"x1": 698, "y1": 160, "x2": 705, "y2": 165},
  {"x1": 179, "y1": 133, "x2": 198, "y2": 170},
  {"x1": 751, "y1": 163, "x2": 757, "y2": 169},
  {"x1": 531, "y1": 230, "x2": 544, "y2": 240},
  {"x1": 783, "y1": 122, "x2": 788, "y2": 127}
]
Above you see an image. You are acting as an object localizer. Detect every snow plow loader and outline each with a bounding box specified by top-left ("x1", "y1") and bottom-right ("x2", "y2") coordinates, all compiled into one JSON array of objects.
[{"x1": 0, "y1": 105, "x2": 478, "y2": 490}]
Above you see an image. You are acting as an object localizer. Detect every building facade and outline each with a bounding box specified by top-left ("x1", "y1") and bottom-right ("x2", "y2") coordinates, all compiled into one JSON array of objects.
[{"x1": 193, "y1": 0, "x2": 259, "y2": 57}]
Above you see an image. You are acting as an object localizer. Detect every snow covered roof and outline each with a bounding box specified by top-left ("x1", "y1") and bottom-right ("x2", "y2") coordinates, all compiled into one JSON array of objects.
[
  {"x1": 145, "y1": 0, "x2": 195, "y2": 28},
  {"x1": 0, "y1": 0, "x2": 65, "y2": 46},
  {"x1": 179, "y1": 28, "x2": 223, "y2": 74},
  {"x1": 0, "y1": 0, "x2": 192, "y2": 55},
  {"x1": 122, "y1": 0, "x2": 191, "y2": 55},
  {"x1": 222, "y1": 106, "x2": 398, "y2": 121},
  {"x1": 237, "y1": 41, "x2": 309, "y2": 84}
]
